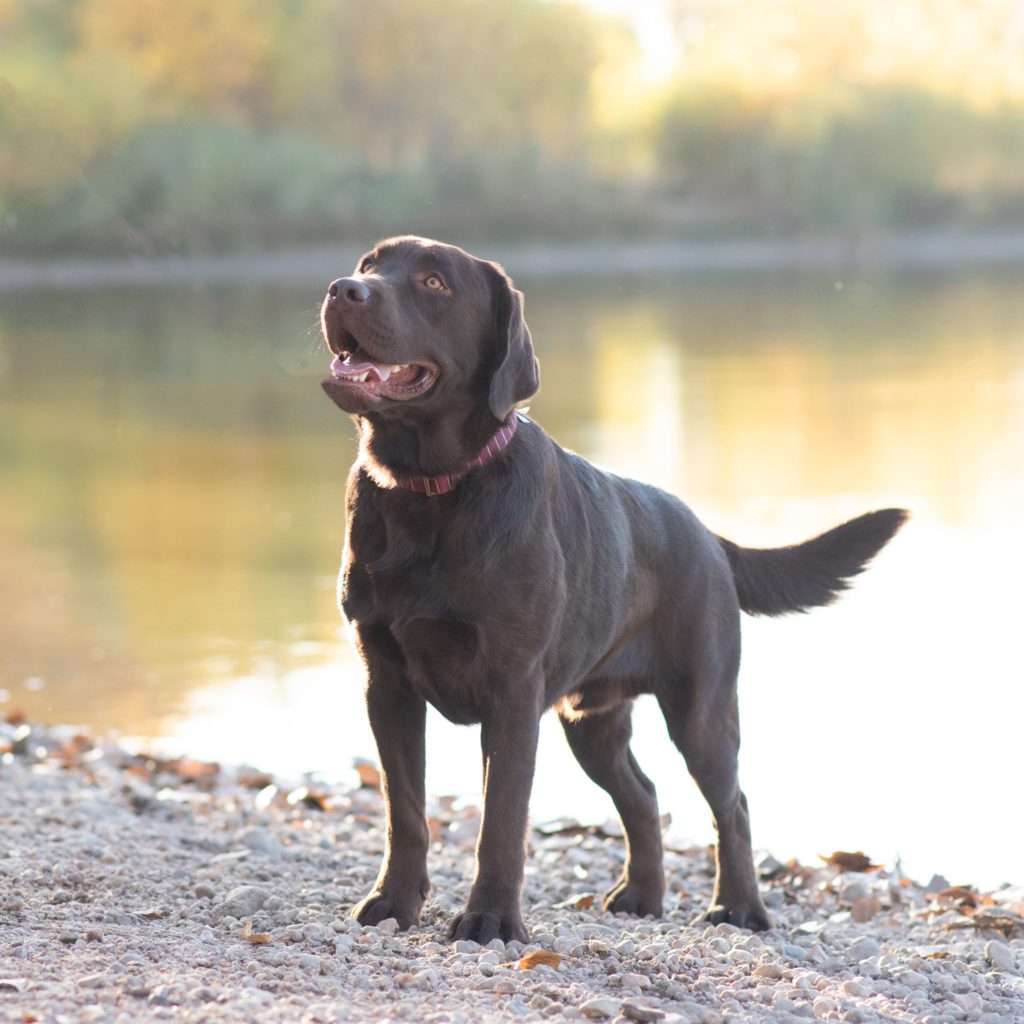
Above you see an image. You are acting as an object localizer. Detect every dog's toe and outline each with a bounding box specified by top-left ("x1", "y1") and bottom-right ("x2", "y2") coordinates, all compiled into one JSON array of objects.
[
  {"x1": 694, "y1": 903, "x2": 772, "y2": 931},
  {"x1": 352, "y1": 891, "x2": 422, "y2": 931},
  {"x1": 602, "y1": 880, "x2": 664, "y2": 918},
  {"x1": 448, "y1": 910, "x2": 528, "y2": 945}
]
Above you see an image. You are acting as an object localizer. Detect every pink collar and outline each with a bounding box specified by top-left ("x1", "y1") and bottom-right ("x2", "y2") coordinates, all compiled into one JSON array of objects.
[{"x1": 395, "y1": 413, "x2": 521, "y2": 496}]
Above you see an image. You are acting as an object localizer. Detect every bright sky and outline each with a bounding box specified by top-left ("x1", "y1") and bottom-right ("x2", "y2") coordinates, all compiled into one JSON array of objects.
[{"x1": 575, "y1": 0, "x2": 681, "y2": 80}]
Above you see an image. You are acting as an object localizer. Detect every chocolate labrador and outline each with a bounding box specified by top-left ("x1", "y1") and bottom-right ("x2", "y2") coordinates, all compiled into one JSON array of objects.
[{"x1": 320, "y1": 236, "x2": 906, "y2": 943}]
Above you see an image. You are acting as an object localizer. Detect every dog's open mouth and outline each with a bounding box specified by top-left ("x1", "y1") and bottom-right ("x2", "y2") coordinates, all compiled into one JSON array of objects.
[{"x1": 327, "y1": 346, "x2": 437, "y2": 402}]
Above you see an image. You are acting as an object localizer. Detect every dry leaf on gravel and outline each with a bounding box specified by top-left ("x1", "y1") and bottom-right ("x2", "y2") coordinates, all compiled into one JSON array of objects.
[
  {"x1": 517, "y1": 951, "x2": 564, "y2": 971},
  {"x1": 966, "y1": 908, "x2": 1024, "y2": 936},
  {"x1": 936, "y1": 886, "x2": 979, "y2": 909},
  {"x1": 553, "y1": 893, "x2": 596, "y2": 910},
  {"x1": 237, "y1": 769, "x2": 275, "y2": 790},
  {"x1": 353, "y1": 759, "x2": 382, "y2": 790},
  {"x1": 169, "y1": 758, "x2": 220, "y2": 787},
  {"x1": 241, "y1": 918, "x2": 271, "y2": 944},
  {"x1": 820, "y1": 850, "x2": 882, "y2": 872},
  {"x1": 286, "y1": 786, "x2": 330, "y2": 811}
]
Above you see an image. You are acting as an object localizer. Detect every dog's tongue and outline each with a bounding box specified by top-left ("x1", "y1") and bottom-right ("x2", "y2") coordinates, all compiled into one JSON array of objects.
[
  {"x1": 331, "y1": 354, "x2": 393, "y2": 381},
  {"x1": 331, "y1": 354, "x2": 421, "y2": 385}
]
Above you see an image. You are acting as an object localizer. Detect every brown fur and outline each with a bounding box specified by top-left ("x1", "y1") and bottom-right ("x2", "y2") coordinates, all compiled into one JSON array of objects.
[{"x1": 320, "y1": 236, "x2": 907, "y2": 942}]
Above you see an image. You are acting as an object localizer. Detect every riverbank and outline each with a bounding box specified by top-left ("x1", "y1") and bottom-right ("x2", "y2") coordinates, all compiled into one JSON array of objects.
[
  {"x1": 1, "y1": 719, "x2": 1022, "y2": 1024},
  {"x1": 6, "y1": 231, "x2": 1024, "y2": 293}
]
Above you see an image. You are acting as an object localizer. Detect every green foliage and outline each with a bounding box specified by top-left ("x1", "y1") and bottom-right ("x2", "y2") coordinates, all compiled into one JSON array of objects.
[
  {"x1": 655, "y1": 84, "x2": 1024, "y2": 230},
  {"x1": 4, "y1": 0, "x2": 1024, "y2": 254}
]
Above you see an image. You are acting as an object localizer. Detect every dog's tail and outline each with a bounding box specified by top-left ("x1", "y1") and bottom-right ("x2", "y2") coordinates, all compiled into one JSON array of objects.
[{"x1": 717, "y1": 508, "x2": 908, "y2": 617}]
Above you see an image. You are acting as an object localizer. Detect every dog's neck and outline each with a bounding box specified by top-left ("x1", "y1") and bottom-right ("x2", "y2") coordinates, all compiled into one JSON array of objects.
[{"x1": 355, "y1": 405, "x2": 510, "y2": 491}]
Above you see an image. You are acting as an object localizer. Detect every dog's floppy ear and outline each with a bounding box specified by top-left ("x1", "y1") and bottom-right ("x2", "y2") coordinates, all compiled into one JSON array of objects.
[{"x1": 484, "y1": 261, "x2": 540, "y2": 421}]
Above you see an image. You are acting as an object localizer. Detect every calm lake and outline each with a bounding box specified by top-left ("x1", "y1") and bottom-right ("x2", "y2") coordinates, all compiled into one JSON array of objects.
[{"x1": 2, "y1": 262, "x2": 1022, "y2": 890}]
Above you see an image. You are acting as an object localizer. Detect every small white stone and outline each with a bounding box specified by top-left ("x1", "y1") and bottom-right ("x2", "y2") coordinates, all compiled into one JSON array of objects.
[
  {"x1": 984, "y1": 940, "x2": 1015, "y2": 973},
  {"x1": 813, "y1": 996, "x2": 837, "y2": 1016},
  {"x1": 404, "y1": 968, "x2": 440, "y2": 990},
  {"x1": 900, "y1": 970, "x2": 929, "y2": 989},
  {"x1": 580, "y1": 997, "x2": 621, "y2": 1019},
  {"x1": 846, "y1": 937, "x2": 881, "y2": 961},
  {"x1": 620, "y1": 973, "x2": 651, "y2": 990}
]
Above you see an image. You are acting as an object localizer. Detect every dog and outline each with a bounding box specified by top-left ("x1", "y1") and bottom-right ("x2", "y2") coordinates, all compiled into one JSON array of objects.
[{"x1": 320, "y1": 236, "x2": 906, "y2": 943}]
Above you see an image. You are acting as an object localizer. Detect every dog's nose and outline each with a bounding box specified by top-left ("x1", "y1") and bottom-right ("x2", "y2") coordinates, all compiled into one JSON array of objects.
[{"x1": 328, "y1": 277, "x2": 370, "y2": 303}]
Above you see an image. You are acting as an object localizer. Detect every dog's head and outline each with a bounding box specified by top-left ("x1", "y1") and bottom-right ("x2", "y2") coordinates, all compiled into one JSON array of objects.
[{"x1": 321, "y1": 236, "x2": 539, "y2": 424}]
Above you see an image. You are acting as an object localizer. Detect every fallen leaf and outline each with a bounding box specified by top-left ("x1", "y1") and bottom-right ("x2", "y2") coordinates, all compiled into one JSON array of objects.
[
  {"x1": 285, "y1": 786, "x2": 330, "y2": 811},
  {"x1": 168, "y1": 758, "x2": 220, "y2": 788},
  {"x1": 138, "y1": 906, "x2": 168, "y2": 920},
  {"x1": 518, "y1": 950, "x2": 564, "y2": 971},
  {"x1": 353, "y1": 759, "x2": 381, "y2": 790},
  {"x1": 237, "y1": 769, "x2": 275, "y2": 790},
  {"x1": 554, "y1": 893, "x2": 596, "y2": 911},
  {"x1": 241, "y1": 918, "x2": 271, "y2": 944},
  {"x1": 937, "y1": 886, "x2": 979, "y2": 909},
  {"x1": 968, "y1": 907, "x2": 1024, "y2": 936},
  {"x1": 924, "y1": 950, "x2": 951, "y2": 959},
  {"x1": 819, "y1": 851, "x2": 882, "y2": 873}
]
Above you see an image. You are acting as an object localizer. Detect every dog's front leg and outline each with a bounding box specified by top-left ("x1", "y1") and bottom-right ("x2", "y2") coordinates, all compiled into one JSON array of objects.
[
  {"x1": 449, "y1": 694, "x2": 541, "y2": 945},
  {"x1": 352, "y1": 672, "x2": 430, "y2": 930}
]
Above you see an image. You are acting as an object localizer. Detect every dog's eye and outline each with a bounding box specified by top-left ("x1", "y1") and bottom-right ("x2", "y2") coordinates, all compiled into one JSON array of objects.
[
  {"x1": 424, "y1": 274, "x2": 446, "y2": 291},
  {"x1": 359, "y1": 258, "x2": 374, "y2": 273}
]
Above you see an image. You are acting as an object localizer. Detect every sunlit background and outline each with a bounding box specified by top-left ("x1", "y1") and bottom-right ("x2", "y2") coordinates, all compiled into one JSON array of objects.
[{"x1": 2, "y1": 1, "x2": 1024, "y2": 891}]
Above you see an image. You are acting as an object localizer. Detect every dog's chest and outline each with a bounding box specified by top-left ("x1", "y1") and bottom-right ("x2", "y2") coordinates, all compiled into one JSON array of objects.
[
  {"x1": 341, "y1": 504, "x2": 487, "y2": 723},
  {"x1": 341, "y1": 503, "x2": 446, "y2": 620}
]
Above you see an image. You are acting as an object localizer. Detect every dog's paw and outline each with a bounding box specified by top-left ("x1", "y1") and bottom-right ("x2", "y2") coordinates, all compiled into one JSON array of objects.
[
  {"x1": 352, "y1": 891, "x2": 422, "y2": 931},
  {"x1": 448, "y1": 910, "x2": 528, "y2": 945},
  {"x1": 694, "y1": 903, "x2": 772, "y2": 931},
  {"x1": 602, "y1": 879, "x2": 664, "y2": 918}
]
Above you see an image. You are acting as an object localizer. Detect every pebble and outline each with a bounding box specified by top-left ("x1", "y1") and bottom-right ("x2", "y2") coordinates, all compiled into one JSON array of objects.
[
  {"x1": 847, "y1": 936, "x2": 882, "y2": 961},
  {"x1": 983, "y1": 940, "x2": 1015, "y2": 972},
  {"x1": 404, "y1": 968, "x2": 440, "y2": 989},
  {"x1": 621, "y1": 973, "x2": 652, "y2": 990},
  {"x1": 581, "y1": 997, "x2": 623, "y2": 1019},
  {"x1": 620, "y1": 1002, "x2": 666, "y2": 1022},
  {"x1": 5, "y1": 721, "x2": 1024, "y2": 1024},
  {"x1": 212, "y1": 885, "x2": 271, "y2": 919},
  {"x1": 899, "y1": 969, "x2": 930, "y2": 988}
]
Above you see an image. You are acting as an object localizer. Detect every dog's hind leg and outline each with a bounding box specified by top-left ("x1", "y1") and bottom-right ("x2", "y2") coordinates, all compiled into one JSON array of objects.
[
  {"x1": 559, "y1": 701, "x2": 665, "y2": 916},
  {"x1": 657, "y1": 658, "x2": 771, "y2": 931}
]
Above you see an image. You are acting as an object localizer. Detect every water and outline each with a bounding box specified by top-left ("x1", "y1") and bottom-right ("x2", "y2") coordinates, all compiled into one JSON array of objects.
[{"x1": 2, "y1": 267, "x2": 1022, "y2": 889}]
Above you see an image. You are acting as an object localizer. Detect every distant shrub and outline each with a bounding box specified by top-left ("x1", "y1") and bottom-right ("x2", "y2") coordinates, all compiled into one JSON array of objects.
[{"x1": 655, "y1": 84, "x2": 1024, "y2": 230}]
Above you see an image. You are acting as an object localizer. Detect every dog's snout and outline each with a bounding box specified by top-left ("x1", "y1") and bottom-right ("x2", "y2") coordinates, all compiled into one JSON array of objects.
[{"x1": 328, "y1": 277, "x2": 370, "y2": 304}]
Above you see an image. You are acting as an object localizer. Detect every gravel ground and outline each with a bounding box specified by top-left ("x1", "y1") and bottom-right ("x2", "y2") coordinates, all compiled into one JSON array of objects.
[{"x1": 2, "y1": 721, "x2": 1023, "y2": 1024}]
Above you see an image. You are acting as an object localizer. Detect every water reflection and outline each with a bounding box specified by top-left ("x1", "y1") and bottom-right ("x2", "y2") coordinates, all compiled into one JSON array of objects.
[{"x1": 2, "y1": 269, "x2": 1022, "y2": 888}]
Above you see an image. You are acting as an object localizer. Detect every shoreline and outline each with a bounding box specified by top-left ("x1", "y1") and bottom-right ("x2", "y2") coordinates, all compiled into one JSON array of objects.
[
  {"x1": 6, "y1": 231, "x2": 1024, "y2": 292},
  {"x1": 2, "y1": 718, "x2": 1022, "y2": 1023}
]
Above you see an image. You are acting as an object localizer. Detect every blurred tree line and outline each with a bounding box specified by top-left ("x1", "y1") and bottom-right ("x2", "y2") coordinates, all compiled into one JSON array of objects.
[{"x1": 2, "y1": 0, "x2": 1024, "y2": 255}]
